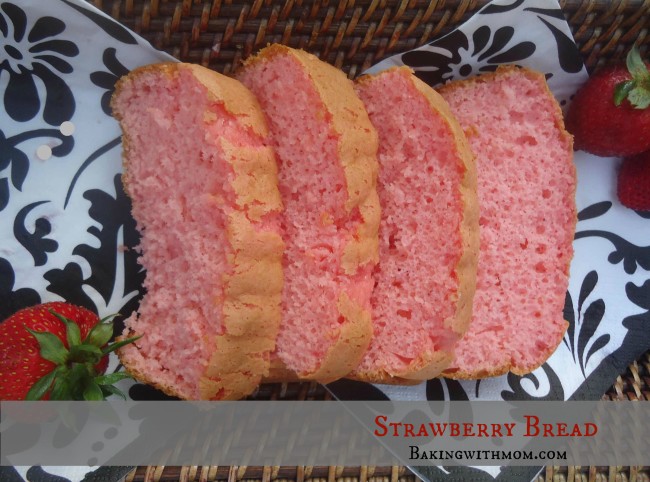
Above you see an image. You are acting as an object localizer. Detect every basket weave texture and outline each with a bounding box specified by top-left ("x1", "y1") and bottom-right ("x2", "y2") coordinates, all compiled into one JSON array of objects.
[
  {"x1": 88, "y1": 0, "x2": 649, "y2": 481},
  {"x1": 124, "y1": 464, "x2": 650, "y2": 482},
  {"x1": 89, "y1": 0, "x2": 648, "y2": 76}
]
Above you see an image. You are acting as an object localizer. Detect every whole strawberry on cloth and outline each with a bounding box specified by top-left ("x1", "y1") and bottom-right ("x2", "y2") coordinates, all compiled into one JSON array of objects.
[
  {"x1": 618, "y1": 151, "x2": 650, "y2": 211},
  {"x1": 566, "y1": 45, "x2": 650, "y2": 157},
  {"x1": 0, "y1": 302, "x2": 141, "y2": 400}
]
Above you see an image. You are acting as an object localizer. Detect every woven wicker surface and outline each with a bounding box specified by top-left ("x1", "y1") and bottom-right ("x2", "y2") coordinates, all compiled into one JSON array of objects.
[
  {"x1": 602, "y1": 351, "x2": 650, "y2": 402},
  {"x1": 88, "y1": 0, "x2": 649, "y2": 76},
  {"x1": 86, "y1": 0, "x2": 649, "y2": 480},
  {"x1": 124, "y1": 466, "x2": 415, "y2": 482},
  {"x1": 123, "y1": 465, "x2": 650, "y2": 482}
]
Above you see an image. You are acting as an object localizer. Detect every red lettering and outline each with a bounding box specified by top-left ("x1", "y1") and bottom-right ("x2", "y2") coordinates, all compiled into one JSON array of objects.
[
  {"x1": 417, "y1": 424, "x2": 429, "y2": 437},
  {"x1": 404, "y1": 423, "x2": 415, "y2": 437},
  {"x1": 491, "y1": 424, "x2": 502, "y2": 437},
  {"x1": 503, "y1": 423, "x2": 516, "y2": 437},
  {"x1": 429, "y1": 423, "x2": 447, "y2": 436},
  {"x1": 374, "y1": 416, "x2": 387, "y2": 437},
  {"x1": 570, "y1": 424, "x2": 582, "y2": 436},
  {"x1": 543, "y1": 423, "x2": 554, "y2": 437},
  {"x1": 477, "y1": 424, "x2": 488, "y2": 437},
  {"x1": 450, "y1": 423, "x2": 460, "y2": 437},
  {"x1": 463, "y1": 423, "x2": 475, "y2": 437},
  {"x1": 389, "y1": 422, "x2": 402, "y2": 436},
  {"x1": 524, "y1": 415, "x2": 539, "y2": 436},
  {"x1": 585, "y1": 423, "x2": 598, "y2": 436}
]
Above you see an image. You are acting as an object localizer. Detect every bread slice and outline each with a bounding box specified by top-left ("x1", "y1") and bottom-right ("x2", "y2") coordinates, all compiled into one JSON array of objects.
[
  {"x1": 237, "y1": 45, "x2": 381, "y2": 383},
  {"x1": 350, "y1": 67, "x2": 479, "y2": 382},
  {"x1": 112, "y1": 63, "x2": 284, "y2": 400},
  {"x1": 438, "y1": 66, "x2": 576, "y2": 378}
]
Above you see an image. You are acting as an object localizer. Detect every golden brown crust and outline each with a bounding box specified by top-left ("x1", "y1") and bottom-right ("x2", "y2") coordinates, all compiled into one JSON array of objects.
[
  {"x1": 351, "y1": 67, "x2": 479, "y2": 383},
  {"x1": 438, "y1": 65, "x2": 575, "y2": 380},
  {"x1": 284, "y1": 47, "x2": 381, "y2": 276},
  {"x1": 186, "y1": 63, "x2": 270, "y2": 138},
  {"x1": 346, "y1": 353, "x2": 452, "y2": 385},
  {"x1": 304, "y1": 293, "x2": 372, "y2": 383},
  {"x1": 221, "y1": 140, "x2": 283, "y2": 222},
  {"x1": 410, "y1": 72, "x2": 479, "y2": 341},
  {"x1": 116, "y1": 338, "x2": 187, "y2": 400},
  {"x1": 242, "y1": 46, "x2": 379, "y2": 383},
  {"x1": 263, "y1": 358, "x2": 302, "y2": 383},
  {"x1": 113, "y1": 63, "x2": 283, "y2": 400},
  {"x1": 440, "y1": 319, "x2": 569, "y2": 380}
]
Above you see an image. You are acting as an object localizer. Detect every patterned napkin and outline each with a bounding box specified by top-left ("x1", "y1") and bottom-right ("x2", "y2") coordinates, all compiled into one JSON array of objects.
[
  {"x1": 1, "y1": 0, "x2": 649, "y2": 480},
  {"x1": 324, "y1": 1, "x2": 650, "y2": 478},
  {"x1": 327, "y1": 0, "x2": 650, "y2": 406}
]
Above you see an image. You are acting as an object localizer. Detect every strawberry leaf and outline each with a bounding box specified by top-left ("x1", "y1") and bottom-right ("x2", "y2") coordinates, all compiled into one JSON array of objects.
[
  {"x1": 628, "y1": 86, "x2": 650, "y2": 109},
  {"x1": 614, "y1": 80, "x2": 635, "y2": 106},
  {"x1": 84, "y1": 322, "x2": 114, "y2": 347},
  {"x1": 59, "y1": 404, "x2": 82, "y2": 433},
  {"x1": 99, "y1": 313, "x2": 120, "y2": 324},
  {"x1": 626, "y1": 45, "x2": 649, "y2": 82},
  {"x1": 26, "y1": 328, "x2": 69, "y2": 365},
  {"x1": 102, "y1": 334, "x2": 143, "y2": 355},
  {"x1": 50, "y1": 372, "x2": 73, "y2": 400},
  {"x1": 100, "y1": 384, "x2": 127, "y2": 400},
  {"x1": 618, "y1": 44, "x2": 650, "y2": 109},
  {"x1": 69, "y1": 363, "x2": 96, "y2": 400},
  {"x1": 69, "y1": 344, "x2": 103, "y2": 362},
  {"x1": 94, "y1": 372, "x2": 132, "y2": 385},
  {"x1": 25, "y1": 368, "x2": 59, "y2": 400},
  {"x1": 83, "y1": 381, "x2": 104, "y2": 401},
  {"x1": 49, "y1": 310, "x2": 81, "y2": 347}
]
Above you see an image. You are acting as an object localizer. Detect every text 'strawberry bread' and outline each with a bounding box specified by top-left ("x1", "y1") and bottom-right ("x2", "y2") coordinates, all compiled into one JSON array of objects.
[
  {"x1": 238, "y1": 45, "x2": 381, "y2": 383},
  {"x1": 351, "y1": 67, "x2": 479, "y2": 382},
  {"x1": 438, "y1": 66, "x2": 576, "y2": 378},
  {"x1": 111, "y1": 63, "x2": 284, "y2": 400}
]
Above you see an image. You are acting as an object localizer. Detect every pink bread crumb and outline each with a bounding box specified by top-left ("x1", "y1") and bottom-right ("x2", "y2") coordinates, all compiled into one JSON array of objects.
[
  {"x1": 353, "y1": 68, "x2": 478, "y2": 380},
  {"x1": 112, "y1": 63, "x2": 283, "y2": 399},
  {"x1": 238, "y1": 46, "x2": 379, "y2": 381},
  {"x1": 439, "y1": 66, "x2": 575, "y2": 378}
]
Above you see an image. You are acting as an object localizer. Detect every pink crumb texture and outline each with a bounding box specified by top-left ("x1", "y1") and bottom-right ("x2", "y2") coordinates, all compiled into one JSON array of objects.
[
  {"x1": 440, "y1": 69, "x2": 575, "y2": 376},
  {"x1": 239, "y1": 54, "x2": 372, "y2": 376},
  {"x1": 114, "y1": 67, "x2": 270, "y2": 399},
  {"x1": 354, "y1": 70, "x2": 465, "y2": 376}
]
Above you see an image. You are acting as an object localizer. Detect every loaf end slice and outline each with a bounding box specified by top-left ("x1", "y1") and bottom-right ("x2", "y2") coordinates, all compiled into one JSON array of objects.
[{"x1": 112, "y1": 63, "x2": 284, "y2": 399}]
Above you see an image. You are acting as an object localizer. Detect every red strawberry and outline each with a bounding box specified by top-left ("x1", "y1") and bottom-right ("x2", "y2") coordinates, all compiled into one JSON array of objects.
[
  {"x1": 0, "y1": 302, "x2": 140, "y2": 400},
  {"x1": 566, "y1": 46, "x2": 650, "y2": 157},
  {"x1": 618, "y1": 151, "x2": 650, "y2": 211}
]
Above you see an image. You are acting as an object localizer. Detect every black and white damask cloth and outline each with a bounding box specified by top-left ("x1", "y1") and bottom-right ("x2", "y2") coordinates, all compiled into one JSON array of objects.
[
  {"x1": 0, "y1": 0, "x2": 649, "y2": 480},
  {"x1": 0, "y1": 0, "x2": 173, "y2": 399},
  {"x1": 328, "y1": 0, "x2": 650, "y2": 406}
]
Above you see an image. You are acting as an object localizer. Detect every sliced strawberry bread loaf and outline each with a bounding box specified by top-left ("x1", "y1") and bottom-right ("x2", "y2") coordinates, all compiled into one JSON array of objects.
[
  {"x1": 438, "y1": 66, "x2": 576, "y2": 378},
  {"x1": 238, "y1": 45, "x2": 380, "y2": 383},
  {"x1": 112, "y1": 63, "x2": 284, "y2": 399},
  {"x1": 352, "y1": 67, "x2": 479, "y2": 382}
]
